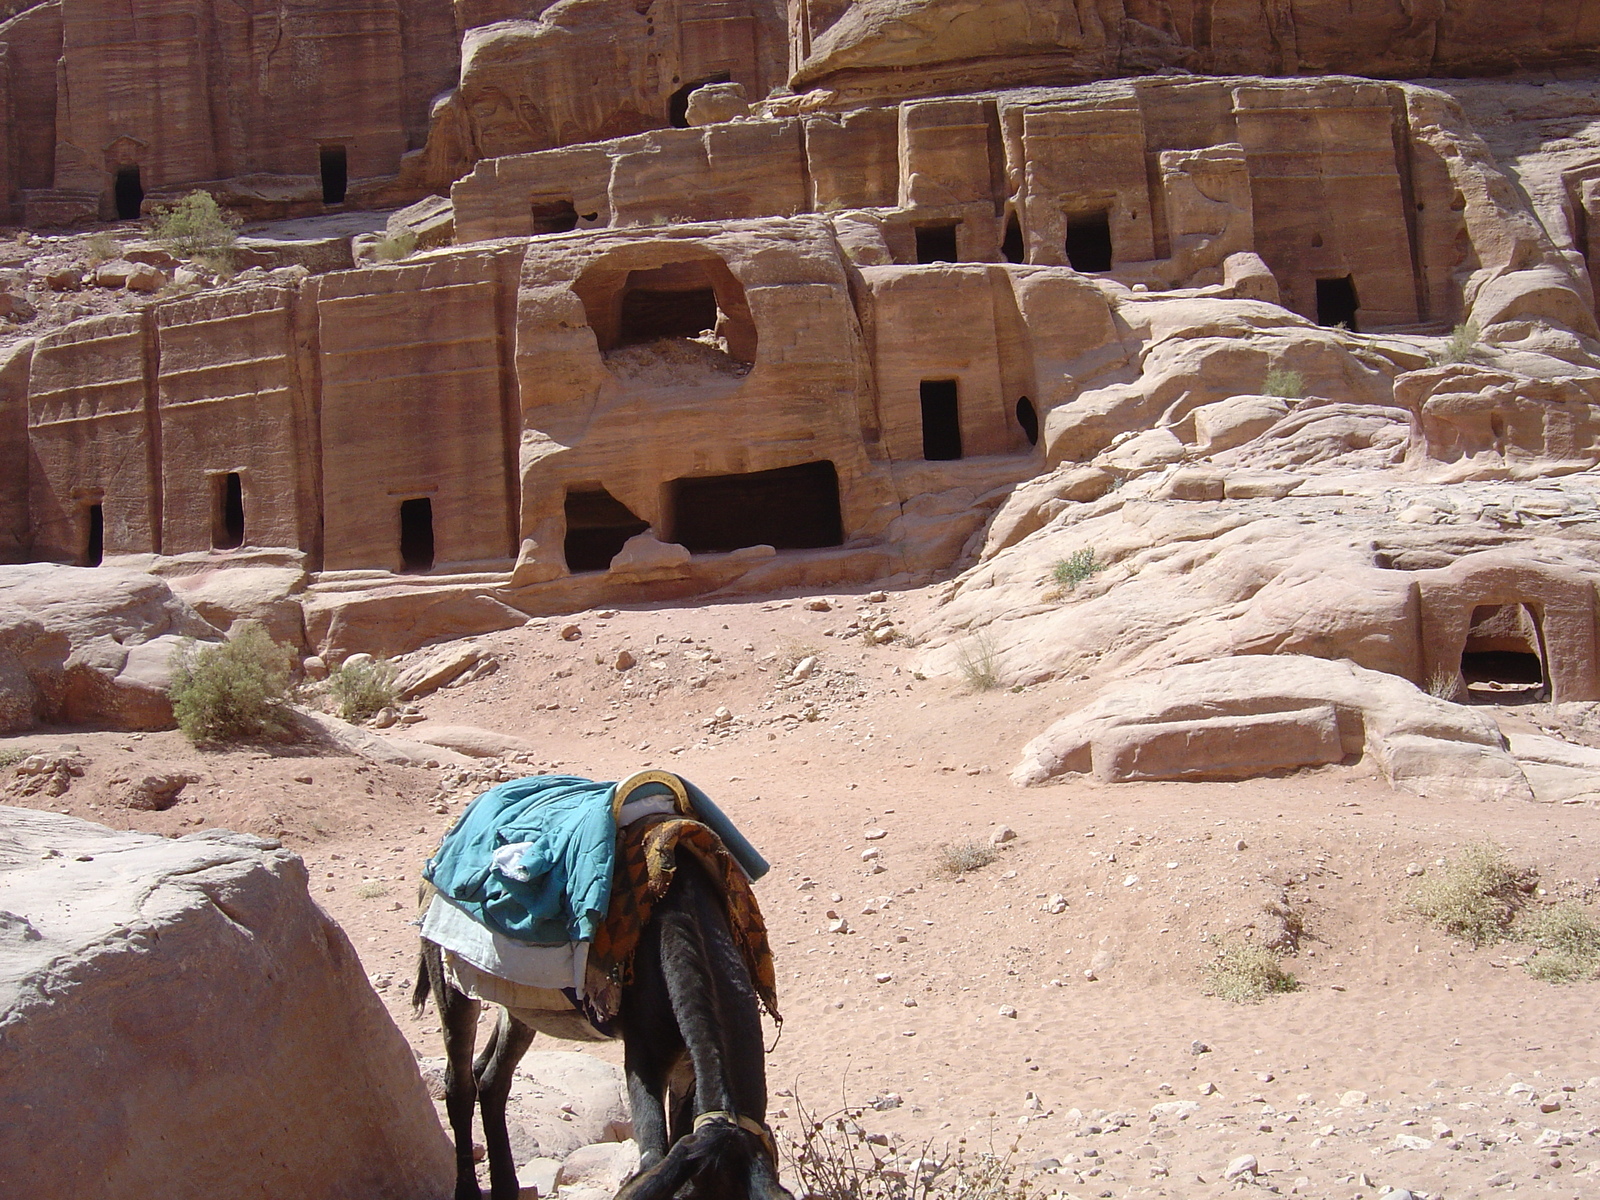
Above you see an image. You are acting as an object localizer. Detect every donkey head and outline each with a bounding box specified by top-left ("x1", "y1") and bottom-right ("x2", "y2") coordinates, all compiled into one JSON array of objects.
[{"x1": 614, "y1": 1119, "x2": 794, "y2": 1200}]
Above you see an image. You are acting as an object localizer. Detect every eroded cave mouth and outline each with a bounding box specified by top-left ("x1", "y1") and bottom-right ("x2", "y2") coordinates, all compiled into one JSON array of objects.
[
  {"x1": 564, "y1": 486, "x2": 650, "y2": 573},
  {"x1": 665, "y1": 460, "x2": 842, "y2": 554},
  {"x1": 1066, "y1": 209, "x2": 1113, "y2": 272},
  {"x1": 1460, "y1": 602, "x2": 1546, "y2": 702}
]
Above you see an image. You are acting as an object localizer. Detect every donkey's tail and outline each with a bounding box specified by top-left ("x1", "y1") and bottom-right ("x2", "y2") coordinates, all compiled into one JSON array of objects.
[{"x1": 411, "y1": 947, "x2": 432, "y2": 1015}]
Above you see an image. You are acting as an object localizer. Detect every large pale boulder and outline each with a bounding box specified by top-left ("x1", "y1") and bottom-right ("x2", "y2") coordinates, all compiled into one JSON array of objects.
[
  {"x1": 0, "y1": 807, "x2": 453, "y2": 1199},
  {"x1": 167, "y1": 566, "x2": 308, "y2": 651},
  {"x1": 511, "y1": 1051, "x2": 633, "y2": 1161},
  {"x1": 411, "y1": 724, "x2": 538, "y2": 759},
  {"x1": 0, "y1": 565, "x2": 223, "y2": 733},
  {"x1": 1013, "y1": 655, "x2": 1532, "y2": 801}
]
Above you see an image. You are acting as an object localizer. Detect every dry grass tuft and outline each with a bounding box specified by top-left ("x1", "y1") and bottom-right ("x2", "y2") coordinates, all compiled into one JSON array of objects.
[
  {"x1": 956, "y1": 633, "x2": 1000, "y2": 692},
  {"x1": 935, "y1": 840, "x2": 999, "y2": 878},
  {"x1": 1408, "y1": 842, "x2": 1532, "y2": 947},
  {"x1": 1206, "y1": 936, "x2": 1299, "y2": 1003},
  {"x1": 1518, "y1": 902, "x2": 1600, "y2": 983}
]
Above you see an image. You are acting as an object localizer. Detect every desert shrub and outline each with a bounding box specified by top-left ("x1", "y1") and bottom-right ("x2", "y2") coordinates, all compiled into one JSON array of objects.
[
  {"x1": 149, "y1": 190, "x2": 239, "y2": 270},
  {"x1": 777, "y1": 641, "x2": 821, "y2": 675},
  {"x1": 1424, "y1": 666, "x2": 1460, "y2": 701},
  {"x1": 1518, "y1": 902, "x2": 1600, "y2": 983},
  {"x1": 1050, "y1": 548, "x2": 1104, "y2": 591},
  {"x1": 782, "y1": 1093, "x2": 1036, "y2": 1200},
  {"x1": 1436, "y1": 320, "x2": 1482, "y2": 366},
  {"x1": 169, "y1": 624, "x2": 294, "y2": 744},
  {"x1": 1206, "y1": 936, "x2": 1299, "y2": 1003},
  {"x1": 956, "y1": 633, "x2": 1000, "y2": 692},
  {"x1": 328, "y1": 656, "x2": 398, "y2": 722},
  {"x1": 1408, "y1": 842, "x2": 1531, "y2": 947},
  {"x1": 372, "y1": 229, "x2": 417, "y2": 262},
  {"x1": 1262, "y1": 367, "x2": 1305, "y2": 399},
  {"x1": 355, "y1": 880, "x2": 390, "y2": 900},
  {"x1": 83, "y1": 231, "x2": 121, "y2": 266},
  {"x1": 935, "y1": 839, "x2": 998, "y2": 877}
]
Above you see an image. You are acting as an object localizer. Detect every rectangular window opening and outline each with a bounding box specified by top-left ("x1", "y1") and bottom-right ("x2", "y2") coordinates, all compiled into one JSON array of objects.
[
  {"x1": 83, "y1": 503, "x2": 103, "y2": 566},
  {"x1": 399, "y1": 497, "x2": 434, "y2": 572},
  {"x1": 1315, "y1": 275, "x2": 1360, "y2": 331},
  {"x1": 920, "y1": 379, "x2": 963, "y2": 461},
  {"x1": 320, "y1": 144, "x2": 348, "y2": 205},
  {"x1": 914, "y1": 222, "x2": 960, "y2": 265},
  {"x1": 618, "y1": 286, "x2": 720, "y2": 345},
  {"x1": 666, "y1": 461, "x2": 843, "y2": 554},
  {"x1": 212, "y1": 472, "x2": 244, "y2": 550},
  {"x1": 1066, "y1": 209, "x2": 1113, "y2": 272},
  {"x1": 1001, "y1": 213, "x2": 1025, "y2": 264}
]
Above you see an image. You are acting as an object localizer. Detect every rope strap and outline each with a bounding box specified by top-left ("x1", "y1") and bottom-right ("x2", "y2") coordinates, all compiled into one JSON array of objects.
[{"x1": 692, "y1": 1110, "x2": 777, "y2": 1159}]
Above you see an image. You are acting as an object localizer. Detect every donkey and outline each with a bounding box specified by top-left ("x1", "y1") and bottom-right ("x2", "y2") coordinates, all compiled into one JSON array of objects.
[{"x1": 415, "y1": 851, "x2": 792, "y2": 1200}]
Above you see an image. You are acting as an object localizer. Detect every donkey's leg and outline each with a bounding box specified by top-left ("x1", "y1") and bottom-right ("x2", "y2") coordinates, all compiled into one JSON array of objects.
[
  {"x1": 477, "y1": 1009, "x2": 536, "y2": 1200},
  {"x1": 437, "y1": 981, "x2": 485, "y2": 1200}
]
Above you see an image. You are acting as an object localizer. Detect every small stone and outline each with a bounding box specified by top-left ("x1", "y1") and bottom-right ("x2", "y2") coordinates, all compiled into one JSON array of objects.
[
  {"x1": 614, "y1": 649, "x2": 636, "y2": 670},
  {"x1": 1256, "y1": 1072, "x2": 1274, "y2": 1083},
  {"x1": 902, "y1": 997, "x2": 917, "y2": 1007},
  {"x1": 1540, "y1": 1099, "x2": 1562, "y2": 1113},
  {"x1": 864, "y1": 828, "x2": 887, "y2": 840},
  {"x1": 804, "y1": 598, "x2": 832, "y2": 612},
  {"x1": 867, "y1": 591, "x2": 887, "y2": 603},
  {"x1": 1045, "y1": 893, "x2": 1068, "y2": 914},
  {"x1": 875, "y1": 972, "x2": 892, "y2": 983},
  {"x1": 1122, "y1": 874, "x2": 1139, "y2": 887},
  {"x1": 861, "y1": 848, "x2": 880, "y2": 861},
  {"x1": 1083, "y1": 968, "x2": 1097, "y2": 982},
  {"x1": 1406, "y1": 862, "x2": 1425, "y2": 877},
  {"x1": 1198, "y1": 1082, "x2": 1217, "y2": 1096},
  {"x1": 1339, "y1": 1090, "x2": 1368, "y2": 1107},
  {"x1": 1150, "y1": 1101, "x2": 1199, "y2": 1122},
  {"x1": 372, "y1": 707, "x2": 397, "y2": 728},
  {"x1": 828, "y1": 917, "x2": 850, "y2": 935},
  {"x1": 1431, "y1": 1121, "x2": 1453, "y2": 1138},
  {"x1": 990, "y1": 825, "x2": 1016, "y2": 846},
  {"x1": 786, "y1": 656, "x2": 817, "y2": 683},
  {"x1": 1222, "y1": 1155, "x2": 1257, "y2": 1181},
  {"x1": 1380, "y1": 1190, "x2": 1416, "y2": 1200},
  {"x1": 1234, "y1": 839, "x2": 1247, "y2": 851},
  {"x1": 293, "y1": 775, "x2": 313, "y2": 785},
  {"x1": 998, "y1": 1005, "x2": 1018, "y2": 1019},
  {"x1": 1393, "y1": 1134, "x2": 1432, "y2": 1151},
  {"x1": 1190, "y1": 1041, "x2": 1210, "y2": 1056},
  {"x1": 560, "y1": 624, "x2": 582, "y2": 641},
  {"x1": 1486, "y1": 1171, "x2": 1511, "y2": 1187}
]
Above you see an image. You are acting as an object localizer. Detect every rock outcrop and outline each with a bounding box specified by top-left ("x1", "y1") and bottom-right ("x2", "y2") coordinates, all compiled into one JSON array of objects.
[{"x1": 0, "y1": 806, "x2": 453, "y2": 1200}]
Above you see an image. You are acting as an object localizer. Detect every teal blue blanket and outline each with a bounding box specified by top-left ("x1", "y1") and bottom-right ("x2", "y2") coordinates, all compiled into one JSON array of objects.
[{"x1": 423, "y1": 773, "x2": 767, "y2": 945}]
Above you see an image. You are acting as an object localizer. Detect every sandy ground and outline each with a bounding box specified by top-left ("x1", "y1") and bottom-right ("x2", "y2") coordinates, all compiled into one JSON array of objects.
[{"x1": 6, "y1": 581, "x2": 1600, "y2": 1200}]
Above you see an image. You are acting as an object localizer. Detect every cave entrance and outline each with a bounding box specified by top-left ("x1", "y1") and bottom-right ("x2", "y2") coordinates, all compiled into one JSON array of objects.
[
  {"x1": 113, "y1": 166, "x2": 143, "y2": 220},
  {"x1": 914, "y1": 221, "x2": 959, "y2": 264},
  {"x1": 83, "y1": 502, "x2": 103, "y2": 566},
  {"x1": 920, "y1": 379, "x2": 963, "y2": 461},
  {"x1": 668, "y1": 74, "x2": 731, "y2": 128},
  {"x1": 1066, "y1": 209, "x2": 1113, "y2": 272},
  {"x1": 1460, "y1": 602, "x2": 1546, "y2": 702},
  {"x1": 1015, "y1": 396, "x2": 1039, "y2": 446},
  {"x1": 564, "y1": 485, "x2": 650, "y2": 573},
  {"x1": 399, "y1": 497, "x2": 434, "y2": 572},
  {"x1": 619, "y1": 282, "x2": 719, "y2": 345},
  {"x1": 1316, "y1": 275, "x2": 1360, "y2": 330},
  {"x1": 1001, "y1": 213, "x2": 1025, "y2": 264},
  {"x1": 530, "y1": 197, "x2": 579, "y2": 235},
  {"x1": 212, "y1": 472, "x2": 244, "y2": 550},
  {"x1": 665, "y1": 460, "x2": 843, "y2": 554},
  {"x1": 320, "y1": 144, "x2": 348, "y2": 205}
]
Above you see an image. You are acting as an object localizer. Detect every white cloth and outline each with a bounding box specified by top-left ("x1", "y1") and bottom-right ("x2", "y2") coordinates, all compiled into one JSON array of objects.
[{"x1": 422, "y1": 893, "x2": 588, "y2": 992}]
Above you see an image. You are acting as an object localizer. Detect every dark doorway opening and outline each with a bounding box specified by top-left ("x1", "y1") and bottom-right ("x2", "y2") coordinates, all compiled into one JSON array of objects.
[
  {"x1": 1001, "y1": 213, "x2": 1025, "y2": 264},
  {"x1": 113, "y1": 166, "x2": 143, "y2": 220},
  {"x1": 564, "y1": 486, "x2": 650, "y2": 572},
  {"x1": 914, "y1": 222, "x2": 959, "y2": 264},
  {"x1": 213, "y1": 472, "x2": 244, "y2": 550},
  {"x1": 1315, "y1": 275, "x2": 1360, "y2": 330},
  {"x1": 668, "y1": 74, "x2": 731, "y2": 128},
  {"x1": 399, "y1": 497, "x2": 434, "y2": 572},
  {"x1": 1015, "y1": 396, "x2": 1039, "y2": 446},
  {"x1": 619, "y1": 285, "x2": 719, "y2": 344},
  {"x1": 530, "y1": 198, "x2": 580, "y2": 235},
  {"x1": 920, "y1": 379, "x2": 963, "y2": 461},
  {"x1": 83, "y1": 503, "x2": 103, "y2": 566},
  {"x1": 1066, "y1": 209, "x2": 1113, "y2": 272},
  {"x1": 1460, "y1": 602, "x2": 1545, "y2": 702},
  {"x1": 666, "y1": 460, "x2": 843, "y2": 554},
  {"x1": 320, "y1": 145, "x2": 348, "y2": 205}
]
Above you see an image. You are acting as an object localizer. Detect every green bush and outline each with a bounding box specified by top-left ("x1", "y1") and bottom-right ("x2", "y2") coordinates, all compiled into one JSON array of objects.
[
  {"x1": 169, "y1": 624, "x2": 294, "y2": 744},
  {"x1": 1206, "y1": 936, "x2": 1299, "y2": 1003},
  {"x1": 149, "y1": 190, "x2": 239, "y2": 271},
  {"x1": 1408, "y1": 842, "x2": 1530, "y2": 947},
  {"x1": 328, "y1": 656, "x2": 398, "y2": 722},
  {"x1": 1518, "y1": 902, "x2": 1600, "y2": 983},
  {"x1": 1051, "y1": 548, "x2": 1104, "y2": 591},
  {"x1": 372, "y1": 230, "x2": 417, "y2": 262},
  {"x1": 1436, "y1": 320, "x2": 1482, "y2": 366},
  {"x1": 1262, "y1": 367, "x2": 1306, "y2": 399}
]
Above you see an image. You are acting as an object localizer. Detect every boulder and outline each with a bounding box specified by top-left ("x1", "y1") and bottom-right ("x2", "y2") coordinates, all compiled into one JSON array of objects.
[
  {"x1": 1013, "y1": 655, "x2": 1532, "y2": 801},
  {"x1": 0, "y1": 807, "x2": 453, "y2": 1199},
  {"x1": 302, "y1": 586, "x2": 528, "y2": 660},
  {"x1": 511, "y1": 1051, "x2": 634, "y2": 1161},
  {"x1": 168, "y1": 566, "x2": 308, "y2": 652},
  {"x1": 685, "y1": 82, "x2": 750, "y2": 126},
  {"x1": 1191, "y1": 394, "x2": 1290, "y2": 453},
  {"x1": 608, "y1": 533, "x2": 693, "y2": 582},
  {"x1": 411, "y1": 724, "x2": 537, "y2": 759},
  {"x1": 393, "y1": 640, "x2": 496, "y2": 700},
  {"x1": 0, "y1": 565, "x2": 224, "y2": 733}
]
